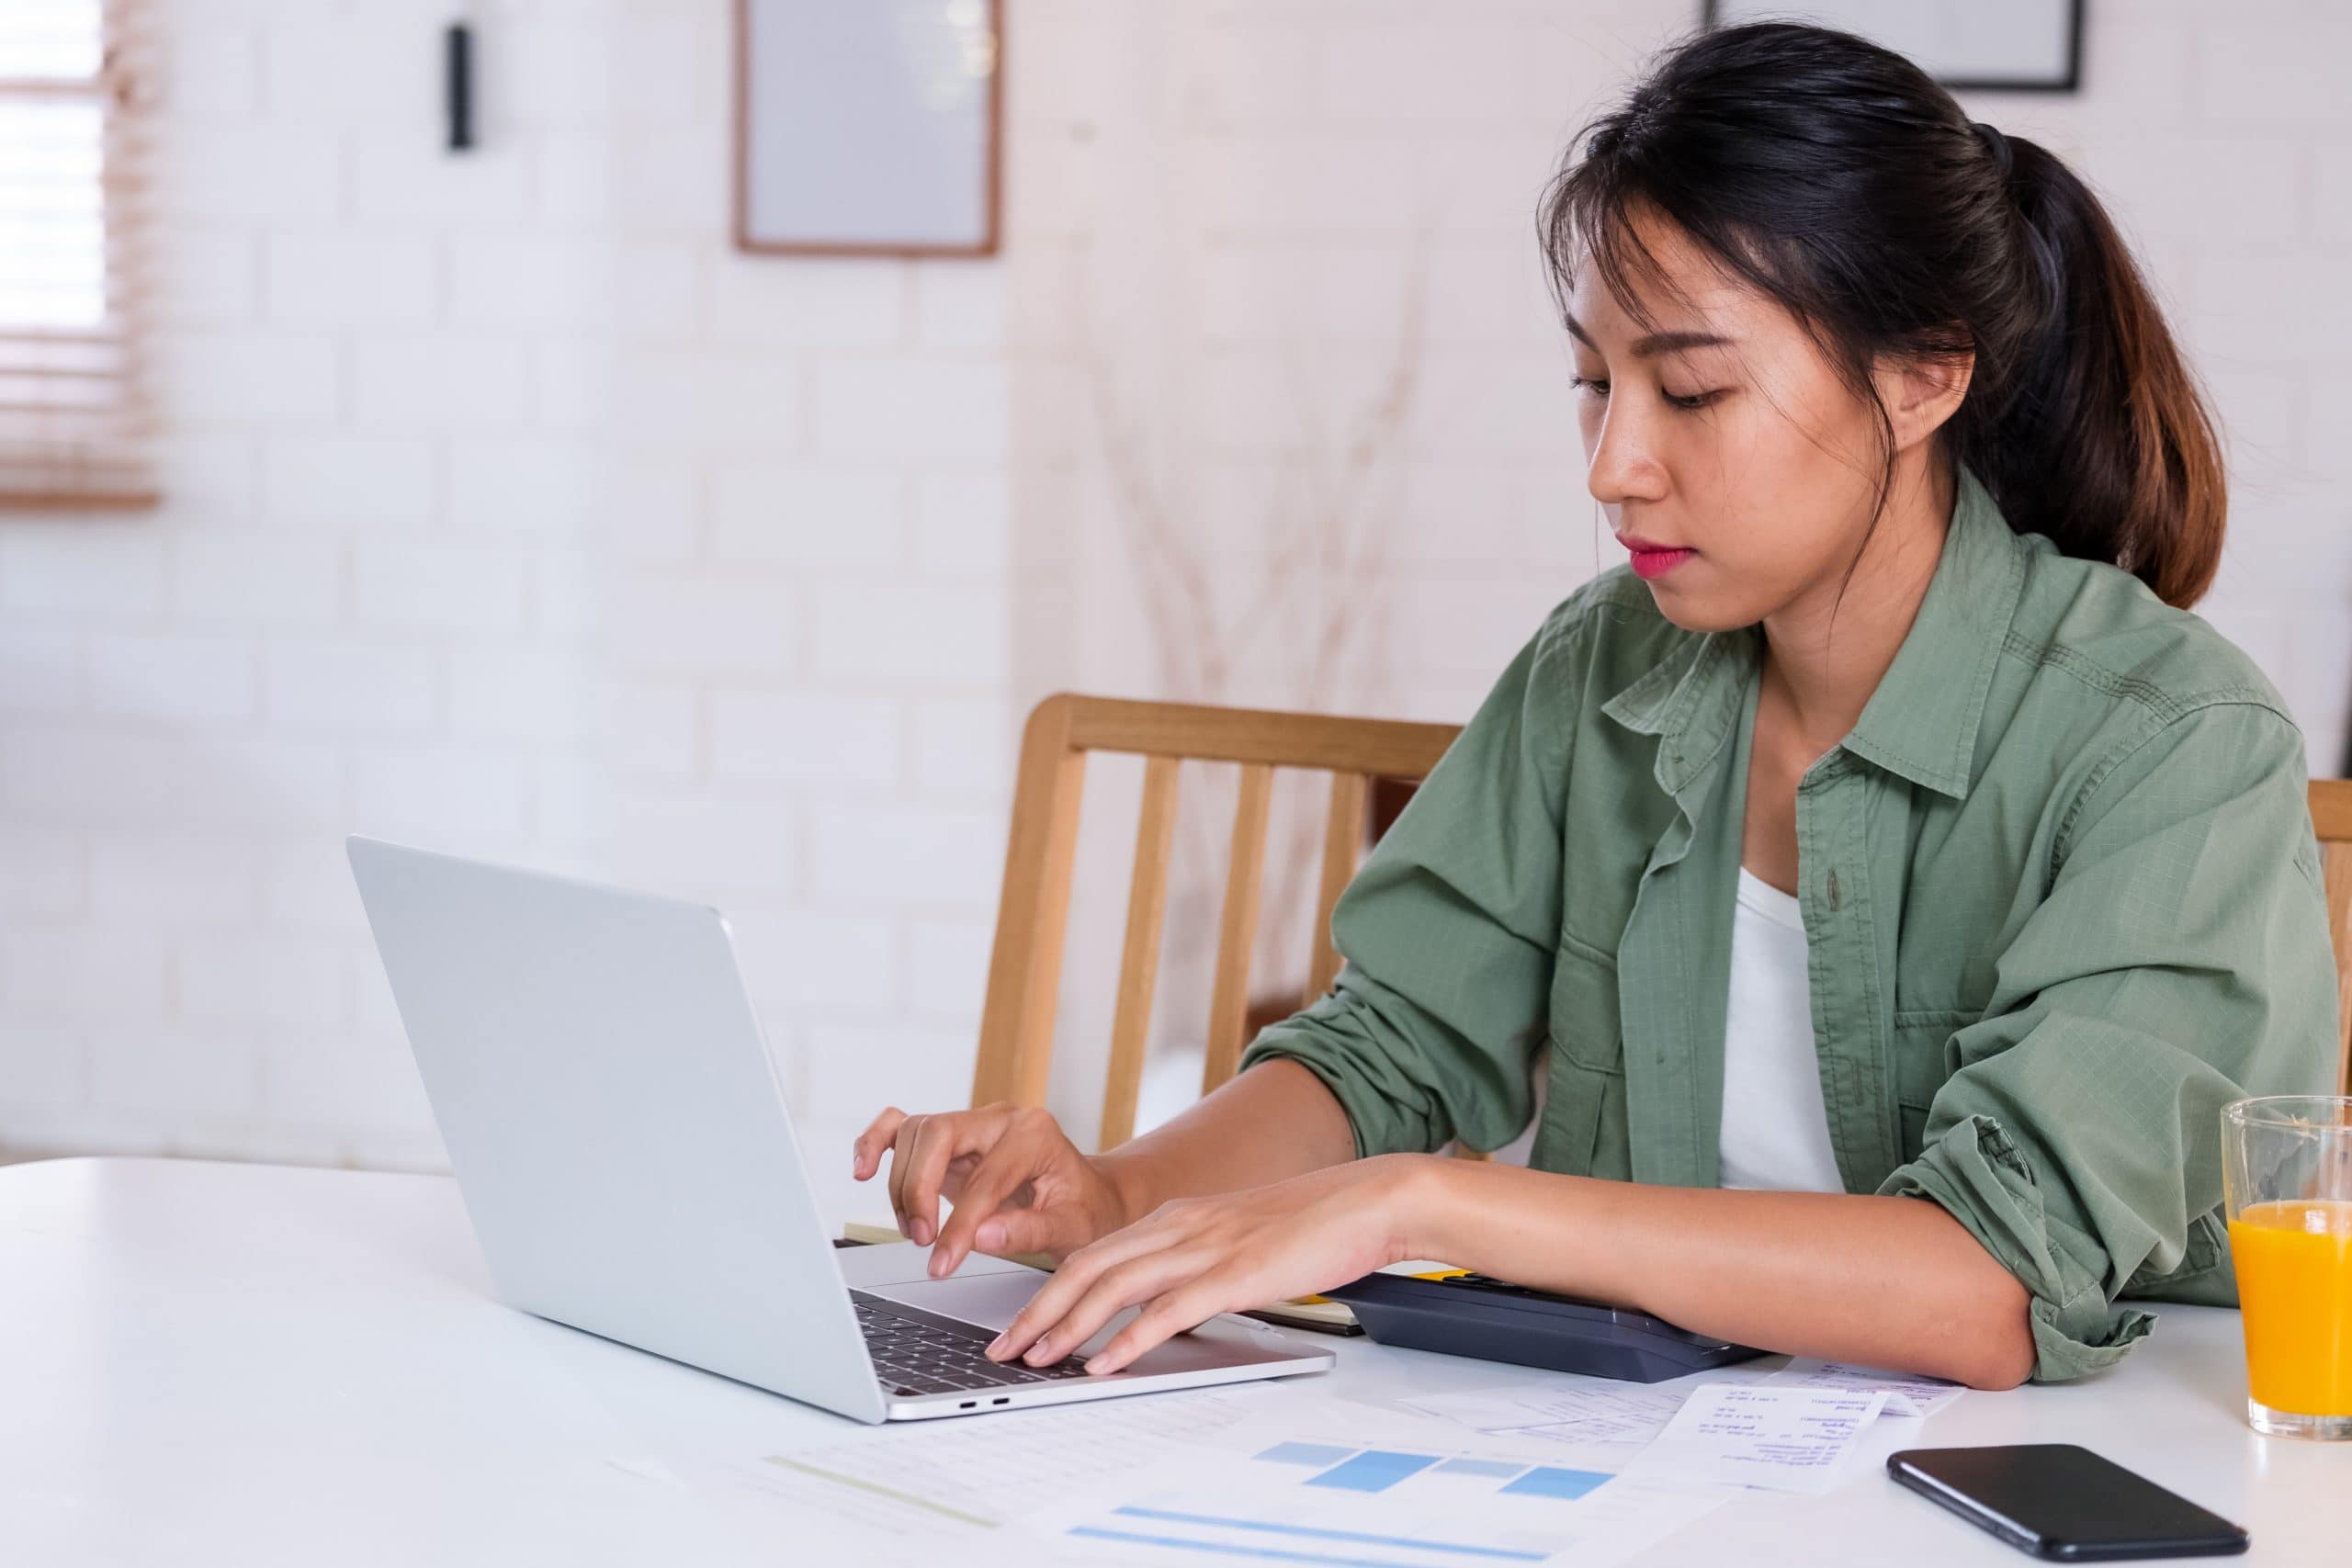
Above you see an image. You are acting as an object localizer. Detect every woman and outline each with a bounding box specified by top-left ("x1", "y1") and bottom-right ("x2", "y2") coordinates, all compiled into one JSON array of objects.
[{"x1": 853, "y1": 22, "x2": 2339, "y2": 1391}]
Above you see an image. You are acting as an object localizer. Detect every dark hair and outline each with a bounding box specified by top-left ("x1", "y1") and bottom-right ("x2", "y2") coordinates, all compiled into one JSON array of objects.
[{"x1": 1538, "y1": 21, "x2": 2225, "y2": 608}]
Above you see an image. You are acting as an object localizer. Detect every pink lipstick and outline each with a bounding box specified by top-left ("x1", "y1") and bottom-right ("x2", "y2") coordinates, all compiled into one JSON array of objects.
[{"x1": 1619, "y1": 536, "x2": 1695, "y2": 581}]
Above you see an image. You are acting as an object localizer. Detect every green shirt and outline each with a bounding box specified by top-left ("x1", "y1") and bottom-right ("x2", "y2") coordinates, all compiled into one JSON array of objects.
[{"x1": 1239, "y1": 462, "x2": 2340, "y2": 1383}]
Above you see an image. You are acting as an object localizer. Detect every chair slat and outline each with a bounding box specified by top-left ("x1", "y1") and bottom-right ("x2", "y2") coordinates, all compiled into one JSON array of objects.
[
  {"x1": 1202, "y1": 761, "x2": 1275, "y2": 1096},
  {"x1": 1308, "y1": 771, "x2": 1368, "y2": 999},
  {"x1": 1100, "y1": 756, "x2": 1182, "y2": 1150},
  {"x1": 971, "y1": 699, "x2": 1089, "y2": 1108}
]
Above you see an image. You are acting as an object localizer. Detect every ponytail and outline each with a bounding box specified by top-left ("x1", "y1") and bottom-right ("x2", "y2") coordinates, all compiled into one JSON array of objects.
[
  {"x1": 1961, "y1": 136, "x2": 2225, "y2": 607},
  {"x1": 1539, "y1": 21, "x2": 2228, "y2": 608}
]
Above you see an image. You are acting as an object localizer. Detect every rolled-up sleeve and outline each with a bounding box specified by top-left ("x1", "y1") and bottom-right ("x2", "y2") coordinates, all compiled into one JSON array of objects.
[
  {"x1": 1877, "y1": 697, "x2": 2340, "y2": 1382},
  {"x1": 1238, "y1": 608, "x2": 1579, "y2": 1157}
]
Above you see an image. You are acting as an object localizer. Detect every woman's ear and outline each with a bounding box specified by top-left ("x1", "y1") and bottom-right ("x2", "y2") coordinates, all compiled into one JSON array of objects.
[{"x1": 1874, "y1": 346, "x2": 1974, "y2": 454}]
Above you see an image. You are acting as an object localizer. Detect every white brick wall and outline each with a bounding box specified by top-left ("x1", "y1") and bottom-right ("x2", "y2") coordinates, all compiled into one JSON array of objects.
[
  {"x1": 0, "y1": 0, "x2": 1015, "y2": 1212},
  {"x1": 266, "y1": 232, "x2": 440, "y2": 329}
]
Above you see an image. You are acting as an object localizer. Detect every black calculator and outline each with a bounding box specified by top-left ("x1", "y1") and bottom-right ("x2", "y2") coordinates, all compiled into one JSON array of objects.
[{"x1": 1319, "y1": 1271, "x2": 1769, "y2": 1383}]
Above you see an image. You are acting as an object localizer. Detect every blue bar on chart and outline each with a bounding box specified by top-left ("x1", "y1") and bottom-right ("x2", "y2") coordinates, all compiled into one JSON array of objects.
[
  {"x1": 1498, "y1": 1465, "x2": 1612, "y2": 1501},
  {"x1": 1305, "y1": 1450, "x2": 1442, "y2": 1493}
]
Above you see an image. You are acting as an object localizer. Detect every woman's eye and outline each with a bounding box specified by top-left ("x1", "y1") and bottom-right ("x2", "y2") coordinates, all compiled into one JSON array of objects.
[{"x1": 1568, "y1": 374, "x2": 1718, "y2": 412}]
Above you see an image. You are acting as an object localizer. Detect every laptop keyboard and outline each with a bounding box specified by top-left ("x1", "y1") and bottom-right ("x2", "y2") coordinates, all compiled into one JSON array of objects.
[{"x1": 852, "y1": 1291, "x2": 1096, "y2": 1398}]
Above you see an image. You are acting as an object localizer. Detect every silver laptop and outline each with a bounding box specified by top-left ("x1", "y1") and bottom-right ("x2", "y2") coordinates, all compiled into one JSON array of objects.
[{"x1": 346, "y1": 835, "x2": 1332, "y2": 1423}]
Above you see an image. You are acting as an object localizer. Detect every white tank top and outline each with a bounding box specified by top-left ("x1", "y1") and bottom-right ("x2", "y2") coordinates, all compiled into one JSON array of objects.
[{"x1": 1716, "y1": 866, "x2": 1846, "y2": 1192}]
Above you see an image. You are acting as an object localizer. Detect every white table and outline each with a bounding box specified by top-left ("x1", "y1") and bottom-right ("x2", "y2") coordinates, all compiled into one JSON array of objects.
[{"x1": 4, "y1": 1157, "x2": 2342, "y2": 1565}]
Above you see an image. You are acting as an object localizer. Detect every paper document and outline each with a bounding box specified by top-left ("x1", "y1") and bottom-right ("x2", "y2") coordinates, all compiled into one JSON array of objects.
[
  {"x1": 1404, "y1": 1363, "x2": 1777, "y2": 1467},
  {"x1": 1765, "y1": 1357, "x2": 1965, "y2": 1417},
  {"x1": 1623, "y1": 1382, "x2": 1887, "y2": 1495},
  {"x1": 654, "y1": 1385, "x2": 1747, "y2": 1567},
  {"x1": 1033, "y1": 1403, "x2": 1730, "y2": 1568}
]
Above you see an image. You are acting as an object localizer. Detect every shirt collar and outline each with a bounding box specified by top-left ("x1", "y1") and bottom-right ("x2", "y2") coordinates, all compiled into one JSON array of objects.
[
  {"x1": 1600, "y1": 619, "x2": 1756, "y2": 801},
  {"x1": 1838, "y1": 462, "x2": 2027, "y2": 798},
  {"x1": 1601, "y1": 462, "x2": 2027, "y2": 801}
]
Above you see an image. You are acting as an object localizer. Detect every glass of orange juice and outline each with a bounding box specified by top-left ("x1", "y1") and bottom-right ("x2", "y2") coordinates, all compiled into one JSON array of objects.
[{"x1": 2222, "y1": 1095, "x2": 2352, "y2": 1439}]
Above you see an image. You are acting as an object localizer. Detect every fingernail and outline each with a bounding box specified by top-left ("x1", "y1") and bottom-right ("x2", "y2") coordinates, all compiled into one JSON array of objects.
[
  {"x1": 910, "y1": 1218, "x2": 932, "y2": 1245},
  {"x1": 1084, "y1": 1356, "x2": 1108, "y2": 1375},
  {"x1": 928, "y1": 1250, "x2": 949, "y2": 1278},
  {"x1": 984, "y1": 1333, "x2": 1005, "y2": 1357},
  {"x1": 976, "y1": 1220, "x2": 1005, "y2": 1250},
  {"x1": 1024, "y1": 1340, "x2": 1052, "y2": 1365}
]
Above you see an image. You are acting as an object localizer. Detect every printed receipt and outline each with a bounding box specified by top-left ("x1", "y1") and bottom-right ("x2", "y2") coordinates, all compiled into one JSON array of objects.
[
  {"x1": 1624, "y1": 1383, "x2": 1889, "y2": 1495},
  {"x1": 1765, "y1": 1357, "x2": 1966, "y2": 1418}
]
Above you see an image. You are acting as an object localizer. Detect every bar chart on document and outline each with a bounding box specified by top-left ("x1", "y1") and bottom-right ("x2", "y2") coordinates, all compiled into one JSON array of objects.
[{"x1": 1040, "y1": 1431, "x2": 1718, "y2": 1568}]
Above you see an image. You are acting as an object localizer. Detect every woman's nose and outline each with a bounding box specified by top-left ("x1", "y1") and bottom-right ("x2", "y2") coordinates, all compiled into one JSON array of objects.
[{"x1": 1585, "y1": 405, "x2": 1665, "y2": 508}]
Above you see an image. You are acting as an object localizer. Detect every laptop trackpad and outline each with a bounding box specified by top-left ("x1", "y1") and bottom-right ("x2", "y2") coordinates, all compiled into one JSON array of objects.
[{"x1": 870, "y1": 1270, "x2": 1065, "y2": 1335}]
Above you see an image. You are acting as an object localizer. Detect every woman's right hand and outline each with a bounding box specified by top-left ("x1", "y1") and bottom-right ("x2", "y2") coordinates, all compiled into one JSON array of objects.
[{"x1": 851, "y1": 1101, "x2": 1137, "y2": 1280}]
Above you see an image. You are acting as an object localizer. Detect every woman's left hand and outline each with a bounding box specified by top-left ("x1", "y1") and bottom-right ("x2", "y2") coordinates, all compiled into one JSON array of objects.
[{"x1": 982, "y1": 1153, "x2": 1437, "y2": 1375}]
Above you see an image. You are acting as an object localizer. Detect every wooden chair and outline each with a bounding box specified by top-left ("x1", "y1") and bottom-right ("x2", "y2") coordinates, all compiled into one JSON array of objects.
[
  {"x1": 968, "y1": 694, "x2": 1461, "y2": 1150},
  {"x1": 2305, "y1": 780, "x2": 2352, "y2": 1096}
]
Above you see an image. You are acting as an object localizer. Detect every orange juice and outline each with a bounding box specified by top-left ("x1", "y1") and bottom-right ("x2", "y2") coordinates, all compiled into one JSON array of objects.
[{"x1": 2229, "y1": 1199, "x2": 2352, "y2": 1417}]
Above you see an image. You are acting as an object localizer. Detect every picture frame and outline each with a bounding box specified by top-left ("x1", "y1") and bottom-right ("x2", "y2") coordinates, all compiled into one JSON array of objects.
[
  {"x1": 1702, "y1": 1, "x2": 2085, "y2": 93},
  {"x1": 731, "y1": 0, "x2": 1003, "y2": 258}
]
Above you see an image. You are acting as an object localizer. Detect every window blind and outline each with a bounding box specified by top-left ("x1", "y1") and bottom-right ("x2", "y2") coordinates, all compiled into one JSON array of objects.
[{"x1": 0, "y1": 0, "x2": 153, "y2": 510}]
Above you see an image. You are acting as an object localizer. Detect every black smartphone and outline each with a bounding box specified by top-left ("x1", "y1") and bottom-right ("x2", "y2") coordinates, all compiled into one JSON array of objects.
[{"x1": 1888, "y1": 1445, "x2": 2248, "y2": 1561}]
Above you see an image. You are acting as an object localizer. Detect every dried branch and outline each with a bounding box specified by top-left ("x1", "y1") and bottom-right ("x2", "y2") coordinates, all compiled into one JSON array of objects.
[{"x1": 1070, "y1": 217, "x2": 1438, "y2": 1007}]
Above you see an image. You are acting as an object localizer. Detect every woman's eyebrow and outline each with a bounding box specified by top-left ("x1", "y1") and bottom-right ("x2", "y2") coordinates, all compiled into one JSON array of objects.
[{"x1": 1562, "y1": 311, "x2": 1736, "y2": 358}]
